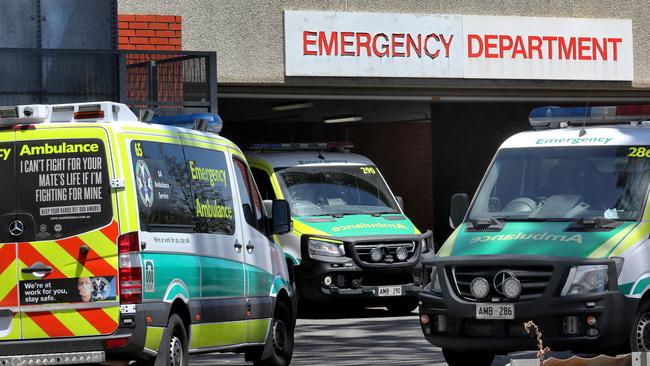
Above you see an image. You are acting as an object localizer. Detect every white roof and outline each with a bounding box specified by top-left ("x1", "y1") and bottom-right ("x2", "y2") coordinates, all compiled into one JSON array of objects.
[
  {"x1": 501, "y1": 125, "x2": 650, "y2": 149},
  {"x1": 245, "y1": 151, "x2": 374, "y2": 169}
]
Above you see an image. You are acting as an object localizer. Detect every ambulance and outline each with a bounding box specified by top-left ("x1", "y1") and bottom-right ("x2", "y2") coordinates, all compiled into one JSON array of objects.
[
  {"x1": 0, "y1": 102, "x2": 295, "y2": 366},
  {"x1": 419, "y1": 105, "x2": 650, "y2": 365},
  {"x1": 246, "y1": 143, "x2": 432, "y2": 314}
]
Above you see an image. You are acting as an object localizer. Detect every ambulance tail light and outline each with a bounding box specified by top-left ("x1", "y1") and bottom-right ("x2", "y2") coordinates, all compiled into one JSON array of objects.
[
  {"x1": 529, "y1": 105, "x2": 650, "y2": 128},
  {"x1": 118, "y1": 232, "x2": 142, "y2": 304}
]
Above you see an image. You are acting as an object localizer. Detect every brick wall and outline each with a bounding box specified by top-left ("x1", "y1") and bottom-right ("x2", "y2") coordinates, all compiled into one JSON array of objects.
[{"x1": 117, "y1": 14, "x2": 182, "y2": 51}]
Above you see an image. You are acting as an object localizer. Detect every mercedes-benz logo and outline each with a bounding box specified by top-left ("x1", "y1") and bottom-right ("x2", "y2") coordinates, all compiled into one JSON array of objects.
[
  {"x1": 8, "y1": 220, "x2": 24, "y2": 237},
  {"x1": 493, "y1": 270, "x2": 516, "y2": 295}
]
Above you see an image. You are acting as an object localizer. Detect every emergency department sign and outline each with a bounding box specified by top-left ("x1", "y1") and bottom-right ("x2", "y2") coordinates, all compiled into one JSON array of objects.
[
  {"x1": 284, "y1": 11, "x2": 634, "y2": 81},
  {"x1": 284, "y1": 10, "x2": 464, "y2": 78}
]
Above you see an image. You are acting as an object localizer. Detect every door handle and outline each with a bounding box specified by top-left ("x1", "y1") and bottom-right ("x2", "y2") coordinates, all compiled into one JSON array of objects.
[
  {"x1": 22, "y1": 262, "x2": 53, "y2": 278},
  {"x1": 234, "y1": 241, "x2": 243, "y2": 251},
  {"x1": 246, "y1": 242, "x2": 255, "y2": 253}
]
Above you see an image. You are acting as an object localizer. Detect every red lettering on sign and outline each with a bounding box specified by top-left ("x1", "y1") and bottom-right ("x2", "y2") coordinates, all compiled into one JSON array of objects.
[
  {"x1": 319, "y1": 31, "x2": 338, "y2": 56},
  {"x1": 303, "y1": 31, "x2": 317, "y2": 55},
  {"x1": 484, "y1": 34, "x2": 498, "y2": 58},
  {"x1": 542, "y1": 36, "x2": 557, "y2": 59},
  {"x1": 592, "y1": 37, "x2": 607, "y2": 60},
  {"x1": 499, "y1": 35, "x2": 513, "y2": 58},
  {"x1": 424, "y1": 33, "x2": 441, "y2": 59},
  {"x1": 609, "y1": 38, "x2": 622, "y2": 61},
  {"x1": 559, "y1": 37, "x2": 576, "y2": 60},
  {"x1": 527, "y1": 36, "x2": 543, "y2": 59},
  {"x1": 391, "y1": 33, "x2": 405, "y2": 57},
  {"x1": 440, "y1": 34, "x2": 453, "y2": 57},
  {"x1": 467, "y1": 34, "x2": 483, "y2": 58},
  {"x1": 373, "y1": 33, "x2": 389, "y2": 57},
  {"x1": 406, "y1": 34, "x2": 422, "y2": 57},
  {"x1": 512, "y1": 36, "x2": 527, "y2": 59},
  {"x1": 578, "y1": 37, "x2": 591, "y2": 60},
  {"x1": 341, "y1": 32, "x2": 355, "y2": 56},
  {"x1": 356, "y1": 32, "x2": 372, "y2": 56}
]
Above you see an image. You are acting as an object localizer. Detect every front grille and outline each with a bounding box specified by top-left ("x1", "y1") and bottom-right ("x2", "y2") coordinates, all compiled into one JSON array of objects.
[
  {"x1": 450, "y1": 266, "x2": 553, "y2": 302},
  {"x1": 355, "y1": 241, "x2": 416, "y2": 264}
]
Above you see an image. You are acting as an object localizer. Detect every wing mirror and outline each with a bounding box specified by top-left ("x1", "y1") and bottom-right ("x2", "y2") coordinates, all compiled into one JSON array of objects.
[
  {"x1": 271, "y1": 200, "x2": 291, "y2": 234},
  {"x1": 450, "y1": 193, "x2": 469, "y2": 229}
]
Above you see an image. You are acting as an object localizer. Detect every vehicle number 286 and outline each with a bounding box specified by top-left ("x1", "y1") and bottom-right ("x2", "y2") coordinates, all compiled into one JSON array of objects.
[{"x1": 628, "y1": 147, "x2": 650, "y2": 158}]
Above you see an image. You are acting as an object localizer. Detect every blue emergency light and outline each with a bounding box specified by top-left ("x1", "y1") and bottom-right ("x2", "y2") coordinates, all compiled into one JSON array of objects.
[
  {"x1": 150, "y1": 112, "x2": 223, "y2": 133},
  {"x1": 529, "y1": 105, "x2": 650, "y2": 128}
]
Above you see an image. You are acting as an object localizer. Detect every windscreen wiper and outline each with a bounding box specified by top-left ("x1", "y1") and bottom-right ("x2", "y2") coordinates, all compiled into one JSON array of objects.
[
  {"x1": 467, "y1": 217, "x2": 504, "y2": 229},
  {"x1": 566, "y1": 217, "x2": 624, "y2": 230}
]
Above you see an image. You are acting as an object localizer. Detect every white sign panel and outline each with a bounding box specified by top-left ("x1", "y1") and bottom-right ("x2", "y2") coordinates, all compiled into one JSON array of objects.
[
  {"x1": 462, "y1": 15, "x2": 633, "y2": 81},
  {"x1": 284, "y1": 10, "x2": 464, "y2": 78},
  {"x1": 284, "y1": 11, "x2": 634, "y2": 81}
]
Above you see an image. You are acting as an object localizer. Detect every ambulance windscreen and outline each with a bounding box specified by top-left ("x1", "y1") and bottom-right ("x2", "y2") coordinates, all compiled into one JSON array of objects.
[
  {"x1": 276, "y1": 165, "x2": 400, "y2": 217},
  {"x1": 468, "y1": 146, "x2": 650, "y2": 222}
]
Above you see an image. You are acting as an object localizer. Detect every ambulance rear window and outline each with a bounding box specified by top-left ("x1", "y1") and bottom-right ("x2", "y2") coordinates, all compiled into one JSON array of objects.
[
  {"x1": 131, "y1": 141, "x2": 194, "y2": 230},
  {"x1": 17, "y1": 138, "x2": 113, "y2": 240}
]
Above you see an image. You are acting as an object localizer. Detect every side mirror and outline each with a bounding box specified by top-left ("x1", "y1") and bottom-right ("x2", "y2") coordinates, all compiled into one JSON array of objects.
[
  {"x1": 395, "y1": 196, "x2": 404, "y2": 211},
  {"x1": 450, "y1": 193, "x2": 469, "y2": 229},
  {"x1": 271, "y1": 200, "x2": 291, "y2": 234}
]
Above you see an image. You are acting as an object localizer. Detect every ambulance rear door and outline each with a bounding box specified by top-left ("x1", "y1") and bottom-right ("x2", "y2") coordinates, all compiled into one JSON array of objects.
[{"x1": 14, "y1": 126, "x2": 120, "y2": 339}]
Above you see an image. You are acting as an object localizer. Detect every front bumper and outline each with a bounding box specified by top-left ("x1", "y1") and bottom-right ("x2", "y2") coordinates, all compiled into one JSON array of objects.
[
  {"x1": 297, "y1": 231, "x2": 433, "y2": 303},
  {"x1": 419, "y1": 255, "x2": 638, "y2": 354}
]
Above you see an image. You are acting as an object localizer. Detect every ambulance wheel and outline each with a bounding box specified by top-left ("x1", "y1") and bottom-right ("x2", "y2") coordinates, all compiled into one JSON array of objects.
[
  {"x1": 631, "y1": 298, "x2": 650, "y2": 351},
  {"x1": 251, "y1": 301, "x2": 294, "y2": 366},
  {"x1": 385, "y1": 299, "x2": 419, "y2": 315},
  {"x1": 164, "y1": 314, "x2": 189, "y2": 366},
  {"x1": 442, "y1": 348, "x2": 494, "y2": 366}
]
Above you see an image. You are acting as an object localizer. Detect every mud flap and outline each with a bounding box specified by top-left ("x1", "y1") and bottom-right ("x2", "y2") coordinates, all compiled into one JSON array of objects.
[
  {"x1": 153, "y1": 327, "x2": 173, "y2": 366},
  {"x1": 260, "y1": 321, "x2": 275, "y2": 360}
]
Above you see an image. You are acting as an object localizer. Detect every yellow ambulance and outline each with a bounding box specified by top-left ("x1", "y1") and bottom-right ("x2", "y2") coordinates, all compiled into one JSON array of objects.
[{"x1": 0, "y1": 102, "x2": 295, "y2": 365}]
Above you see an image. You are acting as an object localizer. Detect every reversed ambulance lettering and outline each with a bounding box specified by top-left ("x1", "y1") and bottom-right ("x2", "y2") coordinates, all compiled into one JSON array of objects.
[{"x1": 470, "y1": 232, "x2": 583, "y2": 244}]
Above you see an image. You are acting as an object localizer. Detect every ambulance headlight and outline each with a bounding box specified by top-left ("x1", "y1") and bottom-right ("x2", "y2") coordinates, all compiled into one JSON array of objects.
[
  {"x1": 308, "y1": 240, "x2": 344, "y2": 258},
  {"x1": 561, "y1": 265, "x2": 609, "y2": 296}
]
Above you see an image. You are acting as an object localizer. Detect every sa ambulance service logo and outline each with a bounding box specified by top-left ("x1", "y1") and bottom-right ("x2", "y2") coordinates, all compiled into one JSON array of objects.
[{"x1": 135, "y1": 160, "x2": 154, "y2": 208}]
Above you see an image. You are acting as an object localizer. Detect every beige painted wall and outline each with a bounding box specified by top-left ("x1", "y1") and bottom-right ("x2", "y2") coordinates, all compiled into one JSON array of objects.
[{"x1": 118, "y1": 0, "x2": 650, "y2": 87}]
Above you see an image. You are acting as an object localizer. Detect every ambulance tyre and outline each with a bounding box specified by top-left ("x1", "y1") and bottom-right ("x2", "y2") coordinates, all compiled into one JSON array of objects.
[
  {"x1": 249, "y1": 301, "x2": 294, "y2": 366},
  {"x1": 631, "y1": 298, "x2": 650, "y2": 351},
  {"x1": 157, "y1": 314, "x2": 188, "y2": 366},
  {"x1": 442, "y1": 348, "x2": 494, "y2": 366}
]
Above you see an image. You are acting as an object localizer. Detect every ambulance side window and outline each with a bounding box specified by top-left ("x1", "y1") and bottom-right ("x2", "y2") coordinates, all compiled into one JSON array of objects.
[
  {"x1": 131, "y1": 141, "x2": 194, "y2": 230},
  {"x1": 251, "y1": 168, "x2": 276, "y2": 200},
  {"x1": 183, "y1": 146, "x2": 235, "y2": 235}
]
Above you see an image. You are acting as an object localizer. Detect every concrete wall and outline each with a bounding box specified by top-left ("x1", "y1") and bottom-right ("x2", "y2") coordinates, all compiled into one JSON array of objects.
[{"x1": 119, "y1": 0, "x2": 650, "y2": 86}]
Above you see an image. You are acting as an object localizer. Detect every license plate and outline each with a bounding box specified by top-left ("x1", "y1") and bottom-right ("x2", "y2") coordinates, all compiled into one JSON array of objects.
[
  {"x1": 377, "y1": 286, "x2": 402, "y2": 297},
  {"x1": 475, "y1": 303, "x2": 514, "y2": 320}
]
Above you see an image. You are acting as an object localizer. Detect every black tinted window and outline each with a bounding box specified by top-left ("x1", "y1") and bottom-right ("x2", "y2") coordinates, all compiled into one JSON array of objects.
[
  {"x1": 251, "y1": 167, "x2": 275, "y2": 200},
  {"x1": 131, "y1": 141, "x2": 193, "y2": 230},
  {"x1": 184, "y1": 146, "x2": 235, "y2": 235},
  {"x1": 18, "y1": 138, "x2": 112, "y2": 240}
]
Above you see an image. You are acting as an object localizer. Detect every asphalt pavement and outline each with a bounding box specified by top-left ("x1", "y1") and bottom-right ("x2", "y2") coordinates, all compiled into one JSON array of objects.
[{"x1": 189, "y1": 307, "x2": 544, "y2": 366}]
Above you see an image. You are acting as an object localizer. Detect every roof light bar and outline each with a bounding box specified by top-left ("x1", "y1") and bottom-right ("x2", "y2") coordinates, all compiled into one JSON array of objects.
[
  {"x1": 150, "y1": 113, "x2": 223, "y2": 134},
  {"x1": 529, "y1": 105, "x2": 650, "y2": 128},
  {"x1": 247, "y1": 141, "x2": 353, "y2": 152}
]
